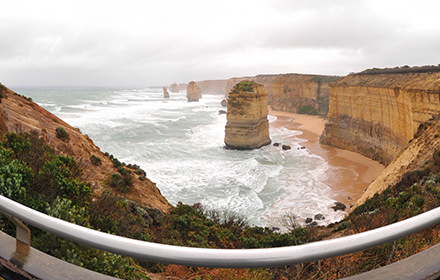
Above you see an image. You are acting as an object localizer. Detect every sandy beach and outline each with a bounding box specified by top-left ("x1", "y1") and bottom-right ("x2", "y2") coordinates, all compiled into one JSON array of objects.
[{"x1": 269, "y1": 109, "x2": 385, "y2": 207}]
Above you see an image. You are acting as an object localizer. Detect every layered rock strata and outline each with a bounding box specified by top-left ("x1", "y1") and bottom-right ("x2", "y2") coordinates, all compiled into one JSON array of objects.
[
  {"x1": 224, "y1": 74, "x2": 339, "y2": 116},
  {"x1": 197, "y1": 79, "x2": 228, "y2": 95},
  {"x1": 163, "y1": 87, "x2": 170, "y2": 98},
  {"x1": 186, "y1": 81, "x2": 202, "y2": 102},
  {"x1": 224, "y1": 81, "x2": 271, "y2": 149},
  {"x1": 320, "y1": 70, "x2": 440, "y2": 165}
]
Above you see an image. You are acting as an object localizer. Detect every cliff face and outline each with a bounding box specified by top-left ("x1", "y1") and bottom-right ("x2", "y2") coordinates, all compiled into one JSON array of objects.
[
  {"x1": 0, "y1": 86, "x2": 170, "y2": 212},
  {"x1": 224, "y1": 81, "x2": 271, "y2": 149},
  {"x1": 270, "y1": 74, "x2": 337, "y2": 116},
  {"x1": 321, "y1": 72, "x2": 440, "y2": 165},
  {"x1": 186, "y1": 81, "x2": 202, "y2": 102},
  {"x1": 197, "y1": 79, "x2": 228, "y2": 95},
  {"x1": 350, "y1": 114, "x2": 440, "y2": 212},
  {"x1": 225, "y1": 74, "x2": 339, "y2": 116}
]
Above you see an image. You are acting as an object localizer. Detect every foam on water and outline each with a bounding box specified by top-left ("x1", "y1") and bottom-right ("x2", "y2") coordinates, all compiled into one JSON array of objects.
[{"x1": 20, "y1": 87, "x2": 346, "y2": 228}]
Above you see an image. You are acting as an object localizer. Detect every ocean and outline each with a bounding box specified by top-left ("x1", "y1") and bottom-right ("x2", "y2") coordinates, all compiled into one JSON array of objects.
[{"x1": 17, "y1": 87, "x2": 346, "y2": 229}]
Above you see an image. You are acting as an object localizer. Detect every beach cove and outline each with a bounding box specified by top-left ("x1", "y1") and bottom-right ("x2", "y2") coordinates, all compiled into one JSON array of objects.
[
  {"x1": 20, "y1": 87, "x2": 384, "y2": 228},
  {"x1": 269, "y1": 109, "x2": 385, "y2": 209}
]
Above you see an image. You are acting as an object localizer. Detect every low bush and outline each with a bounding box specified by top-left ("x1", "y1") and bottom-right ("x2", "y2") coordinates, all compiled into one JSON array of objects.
[{"x1": 56, "y1": 127, "x2": 69, "y2": 140}]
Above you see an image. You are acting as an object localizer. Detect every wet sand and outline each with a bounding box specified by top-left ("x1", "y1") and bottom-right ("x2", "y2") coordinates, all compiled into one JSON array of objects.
[{"x1": 269, "y1": 109, "x2": 385, "y2": 207}]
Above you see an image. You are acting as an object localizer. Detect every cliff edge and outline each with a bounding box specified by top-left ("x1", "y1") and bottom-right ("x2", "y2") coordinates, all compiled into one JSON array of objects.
[
  {"x1": 321, "y1": 70, "x2": 440, "y2": 165},
  {"x1": 0, "y1": 84, "x2": 171, "y2": 212},
  {"x1": 224, "y1": 74, "x2": 340, "y2": 116}
]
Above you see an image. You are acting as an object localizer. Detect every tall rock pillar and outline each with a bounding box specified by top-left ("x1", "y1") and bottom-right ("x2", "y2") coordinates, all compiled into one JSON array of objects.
[
  {"x1": 224, "y1": 81, "x2": 271, "y2": 149},
  {"x1": 187, "y1": 81, "x2": 202, "y2": 102},
  {"x1": 163, "y1": 87, "x2": 170, "y2": 98}
]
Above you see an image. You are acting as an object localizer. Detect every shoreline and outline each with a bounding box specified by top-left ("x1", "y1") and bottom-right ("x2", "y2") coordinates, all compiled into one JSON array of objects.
[{"x1": 269, "y1": 109, "x2": 385, "y2": 208}]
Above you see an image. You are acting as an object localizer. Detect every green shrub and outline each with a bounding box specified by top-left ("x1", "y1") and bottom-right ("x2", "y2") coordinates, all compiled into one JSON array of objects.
[
  {"x1": 0, "y1": 146, "x2": 32, "y2": 201},
  {"x1": 234, "y1": 80, "x2": 254, "y2": 92},
  {"x1": 90, "y1": 155, "x2": 102, "y2": 166},
  {"x1": 37, "y1": 156, "x2": 92, "y2": 205},
  {"x1": 4, "y1": 132, "x2": 31, "y2": 154},
  {"x1": 56, "y1": 127, "x2": 69, "y2": 140},
  {"x1": 297, "y1": 105, "x2": 317, "y2": 115}
]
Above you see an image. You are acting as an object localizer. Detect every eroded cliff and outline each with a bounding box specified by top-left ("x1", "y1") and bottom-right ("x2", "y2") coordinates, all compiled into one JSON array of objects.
[
  {"x1": 197, "y1": 79, "x2": 228, "y2": 95},
  {"x1": 225, "y1": 74, "x2": 339, "y2": 116},
  {"x1": 0, "y1": 85, "x2": 171, "y2": 212},
  {"x1": 320, "y1": 70, "x2": 440, "y2": 165},
  {"x1": 224, "y1": 81, "x2": 271, "y2": 149}
]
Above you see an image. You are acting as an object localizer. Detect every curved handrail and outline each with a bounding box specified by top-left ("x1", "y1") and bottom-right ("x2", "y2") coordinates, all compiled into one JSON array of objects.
[{"x1": 1, "y1": 195, "x2": 440, "y2": 268}]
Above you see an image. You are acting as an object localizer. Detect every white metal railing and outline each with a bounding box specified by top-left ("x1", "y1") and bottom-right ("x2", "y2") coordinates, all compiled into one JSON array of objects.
[{"x1": 1, "y1": 194, "x2": 440, "y2": 268}]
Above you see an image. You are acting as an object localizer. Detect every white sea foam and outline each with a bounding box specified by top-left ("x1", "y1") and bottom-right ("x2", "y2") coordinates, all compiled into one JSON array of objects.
[{"x1": 23, "y1": 87, "x2": 347, "y2": 228}]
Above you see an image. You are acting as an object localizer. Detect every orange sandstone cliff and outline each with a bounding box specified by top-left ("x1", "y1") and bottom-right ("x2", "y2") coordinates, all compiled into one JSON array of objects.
[
  {"x1": 197, "y1": 79, "x2": 228, "y2": 95},
  {"x1": 224, "y1": 74, "x2": 340, "y2": 116},
  {"x1": 224, "y1": 81, "x2": 271, "y2": 149},
  {"x1": 0, "y1": 85, "x2": 171, "y2": 212},
  {"x1": 320, "y1": 69, "x2": 440, "y2": 165}
]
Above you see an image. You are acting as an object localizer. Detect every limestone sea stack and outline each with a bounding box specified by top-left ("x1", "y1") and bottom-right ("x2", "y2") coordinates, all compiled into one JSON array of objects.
[
  {"x1": 163, "y1": 87, "x2": 170, "y2": 98},
  {"x1": 170, "y1": 82, "x2": 179, "y2": 93},
  {"x1": 187, "y1": 81, "x2": 202, "y2": 102},
  {"x1": 224, "y1": 81, "x2": 271, "y2": 149}
]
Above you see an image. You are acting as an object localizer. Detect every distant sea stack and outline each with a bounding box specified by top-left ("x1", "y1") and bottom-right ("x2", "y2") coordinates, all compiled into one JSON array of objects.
[
  {"x1": 187, "y1": 81, "x2": 202, "y2": 102},
  {"x1": 169, "y1": 82, "x2": 179, "y2": 93},
  {"x1": 163, "y1": 87, "x2": 170, "y2": 98},
  {"x1": 224, "y1": 81, "x2": 271, "y2": 150}
]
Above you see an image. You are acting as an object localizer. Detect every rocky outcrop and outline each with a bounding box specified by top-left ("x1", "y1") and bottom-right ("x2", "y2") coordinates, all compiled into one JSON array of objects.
[
  {"x1": 224, "y1": 81, "x2": 271, "y2": 149},
  {"x1": 224, "y1": 74, "x2": 340, "y2": 116},
  {"x1": 186, "y1": 81, "x2": 202, "y2": 102},
  {"x1": 320, "y1": 70, "x2": 440, "y2": 165},
  {"x1": 169, "y1": 82, "x2": 179, "y2": 93},
  {"x1": 350, "y1": 114, "x2": 440, "y2": 212},
  {"x1": 0, "y1": 85, "x2": 171, "y2": 212},
  {"x1": 163, "y1": 87, "x2": 170, "y2": 98},
  {"x1": 270, "y1": 74, "x2": 339, "y2": 116},
  {"x1": 197, "y1": 79, "x2": 228, "y2": 95}
]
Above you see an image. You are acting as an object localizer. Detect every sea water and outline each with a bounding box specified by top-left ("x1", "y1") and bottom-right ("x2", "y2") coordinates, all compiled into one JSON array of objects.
[{"x1": 18, "y1": 87, "x2": 345, "y2": 228}]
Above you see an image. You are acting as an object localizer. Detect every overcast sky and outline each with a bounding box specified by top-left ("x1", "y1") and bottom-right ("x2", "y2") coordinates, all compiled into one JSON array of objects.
[{"x1": 1, "y1": 0, "x2": 440, "y2": 87}]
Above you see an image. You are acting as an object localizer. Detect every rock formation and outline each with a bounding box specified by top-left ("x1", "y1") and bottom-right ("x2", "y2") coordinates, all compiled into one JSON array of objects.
[
  {"x1": 197, "y1": 79, "x2": 228, "y2": 95},
  {"x1": 350, "y1": 113, "x2": 440, "y2": 212},
  {"x1": 0, "y1": 85, "x2": 171, "y2": 212},
  {"x1": 163, "y1": 87, "x2": 170, "y2": 98},
  {"x1": 186, "y1": 81, "x2": 202, "y2": 102},
  {"x1": 320, "y1": 69, "x2": 440, "y2": 165},
  {"x1": 270, "y1": 74, "x2": 339, "y2": 116},
  {"x1": 169, "y1": 82, "x2": 179, "y2": 93},
  {"x1": 224, "y1": 74, "x2": 340, "y2": 116},
  {"x1": 224, "y1": 81, "x2": 271, "y2": 149}
]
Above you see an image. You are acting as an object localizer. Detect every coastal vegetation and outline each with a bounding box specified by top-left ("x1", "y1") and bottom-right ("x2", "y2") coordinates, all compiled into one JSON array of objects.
[
  {"x1": 297, "y1": 104, "x2": 317, "y2": 115},
  {"x1": 358, "y1": 64, "x2": 440, "y2": 75},
  {"x1": 55, "y1": 126, "x2": 69, "y2": 141},
  {"x1": 1, "y1": 130, "x2": 440, "y2": 279},
  {"x1": 1, "y1": 74, "x2": 440, "y2": 279}
]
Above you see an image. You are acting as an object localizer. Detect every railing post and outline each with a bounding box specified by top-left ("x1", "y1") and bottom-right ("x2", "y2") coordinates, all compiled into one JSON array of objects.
[
  {"x1": 9, "y1": 216, "x2": 31, "y2": 246},
  {"x1": 3, "y1": 214, "x2": 31, "y2": 266}
]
